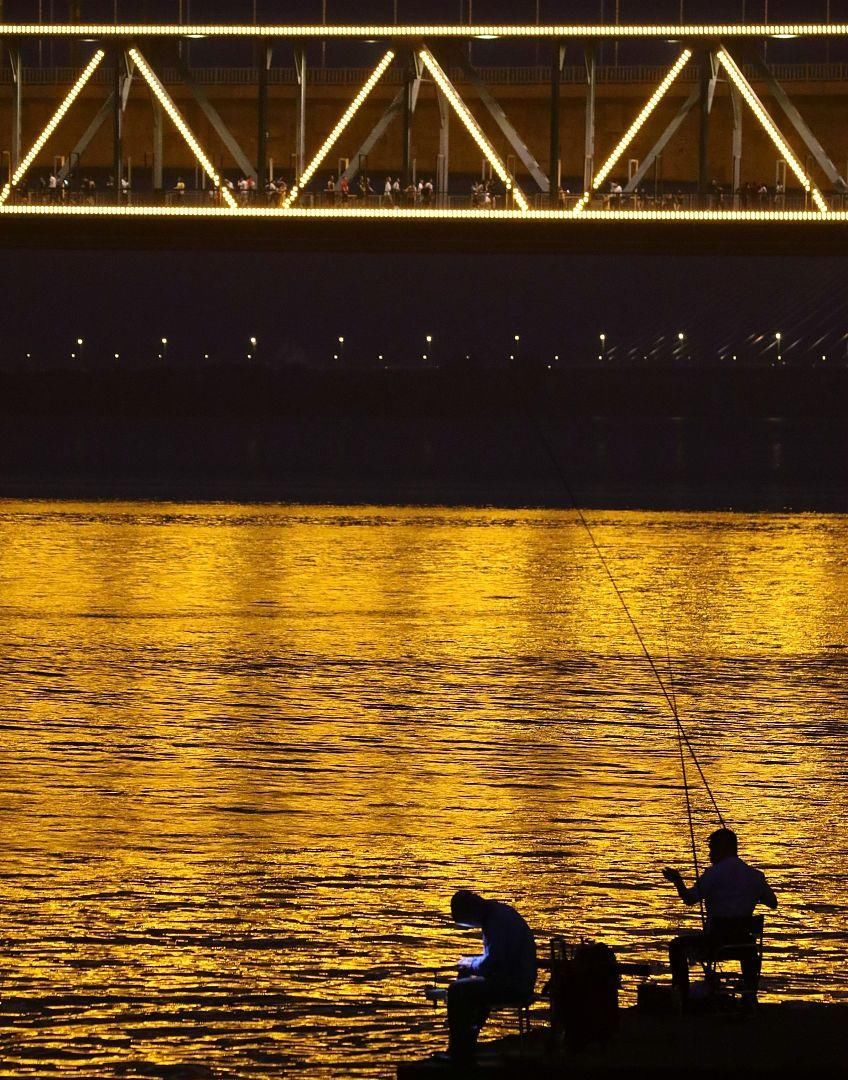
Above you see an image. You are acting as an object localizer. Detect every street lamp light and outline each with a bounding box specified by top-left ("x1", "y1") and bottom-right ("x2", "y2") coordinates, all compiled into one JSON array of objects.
[
  {"x1": 776, "y1": 332, "x2": 782, "y2": 363},
  {"x1": 600, "y1": 333, "x2": 606, "y2": 361},
  {"x1": 161, "y1": 337, "x2": 168, "y2": 362},
  {"x1": 337, "y1": 336, "x2": 345, "y2": 365}
]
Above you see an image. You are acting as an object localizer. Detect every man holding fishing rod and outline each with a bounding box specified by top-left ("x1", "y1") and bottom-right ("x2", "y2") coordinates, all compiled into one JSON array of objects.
[{"x1": 663, "y1": 827, "x2": 778, "y2": 1004}]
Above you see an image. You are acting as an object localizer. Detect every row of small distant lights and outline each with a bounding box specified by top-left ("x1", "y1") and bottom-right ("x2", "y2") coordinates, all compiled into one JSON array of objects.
[
  {"x1": 23, "y1": 331, "x2": 832, "y2": 366},
  {"x1": 333, "y1": 331, "x2": 794, "y2": 365},
  {"x1": 42, "y1": 335, "x2": 260, "y2": 363}
]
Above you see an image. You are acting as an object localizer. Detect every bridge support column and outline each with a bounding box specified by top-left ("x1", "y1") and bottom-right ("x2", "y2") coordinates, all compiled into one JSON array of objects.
[
  {"x1": 583, "y1": 44, "x2": 596, "y2": 195},
  {"x1": 9, "y1": 46, "x2": 21, "y2": 171},
  {"x1": 403, "y1": 53, "x2": 414, "y2": 186},
  {"x1": 550, "y1": 42, "x2": 564, "y2": 201},
  {"x1": 730, "y1": 81, "x2": 743, "y2": 207},
  {"x1": 295, "y1": 47, "x2": 306, "y2": 183},
  {"x1": 152, "y1": 100, "x2": 163, "y2": 191},
  {"x1": 113, "y1": 48, "x2": 124, "y2": 199},
  {"x1": 257, "y1": 44, "x2": 271, "y2": 190},
  {"x1": 698, "y1": 50, "x2": 717, "y2": 195},
  {"x1": 437, "y1": 88, "x2": 449, "y2": 199}
]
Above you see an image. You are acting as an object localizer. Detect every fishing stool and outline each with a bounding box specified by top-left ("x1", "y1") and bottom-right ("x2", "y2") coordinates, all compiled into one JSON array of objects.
[
  {"x1": 424, "y1": 983, "x2": 535, "y2": 1040},
  {"x1": 490, "y1": 997, "x2": 534, "y2": 1039}
]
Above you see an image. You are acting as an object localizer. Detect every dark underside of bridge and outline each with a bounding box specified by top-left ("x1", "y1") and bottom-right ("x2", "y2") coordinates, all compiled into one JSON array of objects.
[{"x1": 2, "y1": 215, "x2": 848, "y2": 255}]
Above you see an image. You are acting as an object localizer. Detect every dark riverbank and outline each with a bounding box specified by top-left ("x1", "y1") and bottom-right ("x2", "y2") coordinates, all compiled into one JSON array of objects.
[
  {"x1": 397, "y1": 1003, "x2": 848, "y2": 1078},
  {"x1": 3, "y1": 366, "x2": 848, "y2": 510}
]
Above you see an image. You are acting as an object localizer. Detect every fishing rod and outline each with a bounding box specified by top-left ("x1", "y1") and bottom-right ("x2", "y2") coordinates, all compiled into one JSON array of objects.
[
  {"x1": 661, "y1": 599, "x2": 707, "y2": 928},
  {"x1": 515, "y1": 380, "x2": 726, "y2": 832}
]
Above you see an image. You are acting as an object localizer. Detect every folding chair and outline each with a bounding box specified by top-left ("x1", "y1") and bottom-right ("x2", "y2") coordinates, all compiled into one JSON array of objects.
[{"x1": 703, "y1": 915, "x2": 765, "y2": 1003}]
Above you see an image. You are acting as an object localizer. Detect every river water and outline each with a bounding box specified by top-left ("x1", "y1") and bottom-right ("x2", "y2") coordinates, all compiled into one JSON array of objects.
[{"x1": 0, "y1": 501, "x2": 845, "y2": 1078}]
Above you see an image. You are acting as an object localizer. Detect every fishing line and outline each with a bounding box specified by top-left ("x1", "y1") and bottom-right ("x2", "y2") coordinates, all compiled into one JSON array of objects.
[
  {"x1": 516, "y1": 386, "x2": 725, "y2": 827},
  {"x1": 660, "y1": 597, "x2": 707, "y2": 927}
]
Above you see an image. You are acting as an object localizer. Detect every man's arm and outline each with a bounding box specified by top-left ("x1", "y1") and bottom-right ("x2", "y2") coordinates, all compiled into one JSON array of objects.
[
  {"x1": 760, "y1": 877, "x2": 778, "y2": 910},
  {"x1": 663, "y1": 867, "x2": 701, "y2": 906}
]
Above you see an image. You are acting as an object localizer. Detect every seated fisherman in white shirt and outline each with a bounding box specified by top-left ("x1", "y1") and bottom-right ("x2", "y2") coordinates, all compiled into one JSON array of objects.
[
  {"x1": 445, "y1": 890, "x2": 536, "y2": 1060},
  {"x1": 663, "y1": 827, "x2": 777, "y2": 1002}
]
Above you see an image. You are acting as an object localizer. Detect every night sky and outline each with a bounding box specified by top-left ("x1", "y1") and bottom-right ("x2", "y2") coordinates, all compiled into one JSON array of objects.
[{"x1": 2, "y1": 0, "x2": 847, "y2": 367}]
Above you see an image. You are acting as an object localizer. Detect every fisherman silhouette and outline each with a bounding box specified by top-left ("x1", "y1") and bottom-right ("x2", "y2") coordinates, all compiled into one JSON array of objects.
[
  {"x1": 441, "y1": 890, "x2": 536, "y2": 1060},
  {"x1": 663, "y1": 827, "x2": 777, "y2": 1003}
]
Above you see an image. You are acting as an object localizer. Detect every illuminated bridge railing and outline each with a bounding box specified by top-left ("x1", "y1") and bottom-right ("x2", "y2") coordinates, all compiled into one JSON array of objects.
[
  {"x1": 4, "y1": 191, "x2": 843, "y2": 214},
  {"x1": 4, "y1": 62, "x2": 848, "y2": 87}
]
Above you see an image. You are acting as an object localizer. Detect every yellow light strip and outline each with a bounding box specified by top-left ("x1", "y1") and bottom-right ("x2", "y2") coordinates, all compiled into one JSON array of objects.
[
  {"x1": 128, "y1": 47, "x2": 237, "y2": 210},
  {"x1": 594, "y1": 50, "x2": 691, "y2": 191},
  {"x1": 418, "y1": 48, "x2": 530, "y2": 213},
  {"x1": 2, "y1": 204, "x2": 847, "y2": 223},
  {"x1": 1, "y1": 24, "x2": 848, "y2": 39},
  {"x1": 285, "y1": 50, "x2": 394, "y2": 208},
  {"x1": 717, "y1": 49, "x2": 828, "y2": 214},
  {"x1": 0, "y1": 49, "x2": 105, "y2": 205},
  {"x1": 574, "y1": 49, "x2": 692, "y2": 215}
]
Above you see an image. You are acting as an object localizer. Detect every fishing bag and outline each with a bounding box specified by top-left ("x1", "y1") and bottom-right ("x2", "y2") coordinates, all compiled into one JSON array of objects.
[{"x1": 548, "y1": 937, "x2": 620, "y2": 1049}]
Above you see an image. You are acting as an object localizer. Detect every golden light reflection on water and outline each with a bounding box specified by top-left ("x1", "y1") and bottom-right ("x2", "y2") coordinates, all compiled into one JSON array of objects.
[{"x1": 0, "y1": 502, "x2": 846, "y2": 1077}]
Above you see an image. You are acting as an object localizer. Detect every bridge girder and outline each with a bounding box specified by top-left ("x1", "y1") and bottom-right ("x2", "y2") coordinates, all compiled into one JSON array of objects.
[{"x1": 2, "y1": 24, "x2": 848, "y2": 224}]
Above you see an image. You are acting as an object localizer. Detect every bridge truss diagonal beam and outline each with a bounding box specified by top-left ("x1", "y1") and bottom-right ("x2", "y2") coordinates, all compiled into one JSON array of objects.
[
  {"x1": 178, "y1": 61, "x2": 257, "y2": 182},
  {"x1": 624, "y1": 83, "x2": 701, "y2": 194},
  {"x1": 574, "y1": 49, "x2": 692, "y2": 213},
  {"x1": 0, "y1": 48, "x2": 105, "y2": 204},
  {"x1": 749, "y1": 53, "x2": 847, "y2": 194},
  {"x1": 128, "y1": 48, "x2": 237, "y2": 208},
  {"x1": 339, "y1": 76, "x2": 420, "y2": 188},
  {"x1": 57, "y1": 54, "x2": 133, "y2": 184},
  {"x1": 716, "y1": 47, "x2": 829, "y2": 214},
  {"x1": 284, "y1": 49, "x2": 395, "y2": 207},
  {"x1": 417, "y1": 48, "x2": 529, "y2": 212},
  {"x1": 447, "y1": 50, "x2": 550, "y2": 193},
  {"x1": 57, "y1": 91, "x2": 113, "y2": 182}
]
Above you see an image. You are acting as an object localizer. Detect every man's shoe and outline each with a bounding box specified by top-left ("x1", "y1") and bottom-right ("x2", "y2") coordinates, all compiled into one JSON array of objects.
[{"x1": 431, "y1": 1048, "x2": 475, "y2": 1064}]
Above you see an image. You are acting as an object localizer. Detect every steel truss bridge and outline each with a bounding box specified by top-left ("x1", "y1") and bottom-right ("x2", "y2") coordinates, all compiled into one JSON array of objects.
[{"x1": 3, "y1": 20, "x2": 848, "y2": 253}]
